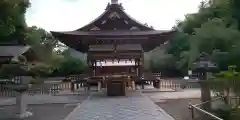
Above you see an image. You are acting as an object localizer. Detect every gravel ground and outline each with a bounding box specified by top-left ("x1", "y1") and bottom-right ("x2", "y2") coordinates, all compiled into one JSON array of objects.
[
  {"x1": 0, "y1": 104, "x2": 77, "y2": 120},
  {"x1": 0, "y1": 95, "x2": 88, "y2": 120},
  {"x1": 155, "y1": 98, "x2": 201, "y2": 120}
]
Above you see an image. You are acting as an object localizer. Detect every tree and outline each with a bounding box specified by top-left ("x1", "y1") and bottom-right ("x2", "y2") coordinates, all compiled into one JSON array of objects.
[
  {"x1": 54, "y1": 57, "x2": 87, "y2": 76},
  {"x1": 211, "y1": 66, "x2": 239, "y2": 104},
  {"x1": 193, "y1": 18, "x2": 240, "y2": 54},
  {"x1": 25, "y1": 26, "x2": 58, "y2": 62},
  {"x1": 0, "y1": 0, "x2": 30, "y2": 43},
  {"x1": 147, "y1": 47, "x2": 178, "y2": 76}
]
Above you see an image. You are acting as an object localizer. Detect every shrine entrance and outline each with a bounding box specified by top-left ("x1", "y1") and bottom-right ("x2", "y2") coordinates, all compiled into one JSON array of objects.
[
  {"x1": 87, "y1": 44, "x2": 143, "y2": 95},
  {"x1": 51, "y1": 0, "x2": 175, "y2": 96}
]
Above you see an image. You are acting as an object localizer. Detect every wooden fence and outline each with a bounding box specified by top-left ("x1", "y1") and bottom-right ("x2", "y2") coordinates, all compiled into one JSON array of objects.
[
  {"x1": 0, "y1": 76, "x2": 200, "y2": 97},
  {"x1": 158, "y1": 79, "x2": 200, "y2": 90},
  {"x1": 0, "y1": 82, "x2": 73, "y2": 97}
]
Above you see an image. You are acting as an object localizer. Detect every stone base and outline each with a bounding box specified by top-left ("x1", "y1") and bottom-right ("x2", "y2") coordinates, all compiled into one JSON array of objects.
[{"x1": 15, "y1": 111, "x2": 33, "y2": 118}]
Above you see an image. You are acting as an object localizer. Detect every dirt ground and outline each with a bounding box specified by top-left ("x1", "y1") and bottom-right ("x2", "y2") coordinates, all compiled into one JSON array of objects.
[
  {"x1": 0, "y1": 94, "x2": 89, "y2": 120},
  {"x1": 0, "y1": 103, "x2": 78, "y2": 120},
  {"x1": 155, "y1": 98, "x2": 201, "y2": 120}
]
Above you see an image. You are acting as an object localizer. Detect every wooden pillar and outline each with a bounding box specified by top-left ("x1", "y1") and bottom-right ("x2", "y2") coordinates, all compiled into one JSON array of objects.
[
  {"x1": 93, "y1": 60, "x2": 96, "y2": 76},
  {"x1": 138, "y1": 59, "x2": 140, "y2": 76},
  {"x1": 97, "y1": 81, "x2": 101, "y2": 91},
  {"x1": 87, "y1": 54, "x2": 94, "y2": 77},
  {"x1": 88, "y1": 60, "x2": 92, "y2": 76},
  {"x1": 141, "y1": 52, "x2": 144, "y2": 76},
  {"x1": 136, "y1": 63, "x2": 139, "y2": 77}
]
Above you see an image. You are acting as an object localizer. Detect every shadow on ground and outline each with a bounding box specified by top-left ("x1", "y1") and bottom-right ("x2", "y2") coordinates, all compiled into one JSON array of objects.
[
  {"x1": 156, "y1": 98, "x2": 201, "y2": 120},
  {"x1": 0, "y1": 104, "x2": 77, "y2": 120},
  {"x1": 0, "y1": 94, "x2": 88, "y2": 120}
]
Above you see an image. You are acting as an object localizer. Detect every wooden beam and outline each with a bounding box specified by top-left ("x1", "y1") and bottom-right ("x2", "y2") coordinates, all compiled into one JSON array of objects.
[{"x1": 96, "y1": 37, "x2": 148, "y2": 40}]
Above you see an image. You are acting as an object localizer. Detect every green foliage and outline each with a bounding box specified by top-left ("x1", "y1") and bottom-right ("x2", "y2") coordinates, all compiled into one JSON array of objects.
[
  {"x1": 25, "y1": 26, "x2": 59, "y2": 62},
  {"x1": 0, "y1": 63, "x2": 30, "y2": 78},
  {"x1": 212, "y1": 104, "x2": 240, "y2": 120},
  {"x1": 230, "y1": 108, "x2": 240, "y2": 120},
  {"x1": 0, "y1": 62, "x2": 54, "y2": 78},
  {"x1": 210, "y1": 66, "x2": 238, "y2": 93},
  {"x1": 166, "y1": 32, "x2": 190, "y2": 58},
  {"x1": 162, "y1": 0, "x2": 240, "y2": 77},
  {"x1": 0, "y1": 0, "x2": 88, "y2": 79},
  {"x1": 26, "y1": 26, "x2": 57, "y2": 46},
  {"x1": 0, "y1": 0, "x2": 30, "y2": 43},
  {"x1": 212, "y1": 104, "x2": 232, "y2": 120},
  {"x1": 147, "y1": 47, "x2": 181, "y2": 76},
  {"x1": 193, "y1": 18, "x2": 240, "y2": 54},
  {"x1": 29, "y1": 63, "x2": 54, "y2": 77},
  {"x1": 54, "y1": 57, "x2": 86, "y2": 76}
]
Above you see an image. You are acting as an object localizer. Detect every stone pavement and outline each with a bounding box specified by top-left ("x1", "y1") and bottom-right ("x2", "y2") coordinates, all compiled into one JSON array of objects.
[{"x1": 64, "y1": 92, "x2": 175, "y2": 120}]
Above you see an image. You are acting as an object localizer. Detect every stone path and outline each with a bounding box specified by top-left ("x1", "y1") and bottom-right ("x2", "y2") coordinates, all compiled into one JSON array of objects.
[{"x1": 64, "y1": 92, "x2": 175, "y2": 120}]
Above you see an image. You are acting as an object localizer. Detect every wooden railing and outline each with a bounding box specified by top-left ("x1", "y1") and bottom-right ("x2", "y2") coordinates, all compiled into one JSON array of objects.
[
  {"x1": 0, "y1": 75, "x2": 201, "y2": 97},
  {"x1": 0, "y1": 83, "x2": 16, "y2": 97},
  {"x1": 189, "y1": 97, "x2": 224, "y2": 120},
  {"x1": 0, "y1": 82, "x2": 73, "y2": 97}
]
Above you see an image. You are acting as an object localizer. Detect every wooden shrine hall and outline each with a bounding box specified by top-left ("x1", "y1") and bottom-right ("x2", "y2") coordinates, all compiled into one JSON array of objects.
[{"x1": 51, "y1": 0, "x2": 175, "y2": 96}]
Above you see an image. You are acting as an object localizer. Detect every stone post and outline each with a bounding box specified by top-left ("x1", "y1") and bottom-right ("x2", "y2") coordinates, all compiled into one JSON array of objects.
[
  {"x1": 16, "y1": 91, "x2": 32, "y2": 118},
  {"x1": 15, "y1": 76, "x2": 33, "y2": 118}
]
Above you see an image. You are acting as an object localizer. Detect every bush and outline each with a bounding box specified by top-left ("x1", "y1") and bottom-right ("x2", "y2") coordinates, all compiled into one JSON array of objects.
[
  {"x1": 0, "y1": 63, "x2": 31, "y2": 78},
  {"x1": 30, "y1": 63, "x2": 53, "y2": 77},
  {"x1": 212, "y1": 105, "x2": 232, "y2": 120},
  {"x1": 211, "y1": 104, "x2": 240, "y2": 120},
  {"x1": 53, "y1": 57, "x2": 87, "y2": 76}
]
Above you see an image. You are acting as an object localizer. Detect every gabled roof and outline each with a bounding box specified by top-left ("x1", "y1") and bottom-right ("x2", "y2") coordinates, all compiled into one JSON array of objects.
[
  {"x1": 77, "y1": 3, "x2": 153, "y2": 31},
  {"x1": 50, "y1": 2, "x2": 175, "y2": 53}
]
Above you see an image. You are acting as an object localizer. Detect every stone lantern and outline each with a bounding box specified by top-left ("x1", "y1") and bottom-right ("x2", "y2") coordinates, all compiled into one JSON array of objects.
[
  {"x1": 0, "y1": 62, "x2": 33, "y2": 118},
  {"x1": 193, "y1": 52, "x2": 217, "y2": 111}
]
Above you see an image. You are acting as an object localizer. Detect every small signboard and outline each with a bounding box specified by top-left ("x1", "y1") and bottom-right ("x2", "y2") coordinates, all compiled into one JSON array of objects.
[{"x1": 188, "y1": 70, "x2": 192, "y2": 75}]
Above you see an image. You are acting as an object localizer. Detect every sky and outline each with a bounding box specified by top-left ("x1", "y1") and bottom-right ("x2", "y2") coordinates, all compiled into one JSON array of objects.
[{"x1": 26, "y1": 0, "x2": 203, "y2": 31}]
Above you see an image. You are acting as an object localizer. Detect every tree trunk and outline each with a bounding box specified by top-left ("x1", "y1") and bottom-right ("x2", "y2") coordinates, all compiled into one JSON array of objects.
[{"x1": 225, "y1": 88, "x2": 230, "y2": 105}]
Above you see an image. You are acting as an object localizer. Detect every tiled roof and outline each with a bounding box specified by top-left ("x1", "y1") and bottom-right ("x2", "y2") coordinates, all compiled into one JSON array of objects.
[
  {"x1": 51, "y1": 30, "x2": 170, "y2": 36},
  {"x1": 0, "y1": 46, "x2": 30, "y2": 57}
]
